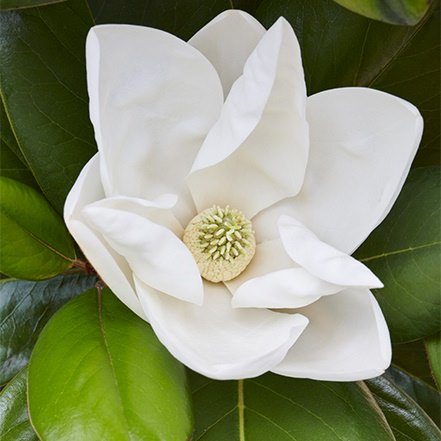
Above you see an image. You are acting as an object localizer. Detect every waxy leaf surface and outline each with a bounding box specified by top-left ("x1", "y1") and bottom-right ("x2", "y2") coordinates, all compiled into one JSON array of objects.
[
  {"x1": 0, "y1": 274, "x2": 96, "y2": 384},
  {"x1": 0, "y1": 0, "x2": 66, "y2": 11},
  {"x1": 332, "y1": 0, "x2": 430, "y2": 25},
  {"x1": 367, "y1": 370, "x2": 441, "y2": 441},
  {"x1": 426, "y1": 334, "x2": 441, "y2": 389},
  {"x1": 0, "y1": 177, "x2": 75, "y2": 280},
  {"x1": 28, "y1": 288, "x2": 193, "y2": 441},
  {"x1": 190, "y1": 372, "x2": 394, "y2": 440},
  {"x1": 0, "y1": 368, "x2": 37, "y2": 441},
  {"x1": 0, "y1": 0, "x2": 96, "y2": 213}
]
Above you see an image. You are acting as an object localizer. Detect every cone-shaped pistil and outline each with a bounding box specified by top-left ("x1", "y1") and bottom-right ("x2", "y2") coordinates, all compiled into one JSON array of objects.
[{"x1": 183, "y1": 206, "x2": 256, "y2": 283}]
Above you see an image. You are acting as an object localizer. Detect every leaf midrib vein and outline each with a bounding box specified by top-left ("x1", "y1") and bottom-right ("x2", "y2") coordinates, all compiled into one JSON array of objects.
[
  {"x1": 367, "y1": 3, "x2": 435, "y2": 87},
  {"x1": 359, "y1": 241, "x2": 440, "y2": 263},
  {"x1": 0, "y1": 208, "x2": 73, "y2": 263},
  {"x1": 250, "y1": 380, "x2": 345, "y2": 440},
  {"x1": 97, "y1": 292, "x2": 132, "y2": 441}
]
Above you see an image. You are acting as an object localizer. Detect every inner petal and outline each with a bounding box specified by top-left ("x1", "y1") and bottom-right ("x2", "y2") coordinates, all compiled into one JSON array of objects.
[{"x1": 187, "y1": 17, "x2": 309, "y2": 219}]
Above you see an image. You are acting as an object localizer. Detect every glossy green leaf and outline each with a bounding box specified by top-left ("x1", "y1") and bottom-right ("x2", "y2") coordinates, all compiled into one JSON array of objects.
[
  {"x1": 367, "y1": 371, "x2": 441, "y2": 441},
  {"x1": 426, "y1": 333, "x2": 441, "y2": 389},
  {"x1": 88, "y1": 0, "x2": 263, "y2": 40},
  {"x1": 333, "y1": 0, "x2": 430, "y2": 25},
  {"x1": 0, "y1": 274, "x2": 96, "y2": 385},
  {"x1": 0, "y1": 0, "x2": 66, "y2": 11},
  {"x1": 0, "y1": 0, "x2": 96, "y2": 213},
  {"x1": 393, "y1": 340, "x2": 437, "y2": 387},
  {"x1": 387, "y1": 366, "x2": 441, "y2": 427},
  {"x1": 0, "y1": 368, "x2": 38, "y2": 441},
  {"x1": 0, "y1": 96, "x2": 25, "y2": 163},
  {"x1": 190, "y1": 372, "x2": 394, "y2": 440},
  {"x1": 255, "y1": 0, "x2": 440, "y2": 166},
  {"x1": 354, "y1": 167, "x2": 441, "y2": 343},
  {"x1": 0, "y1": 98, "x2": 38, "y2": 190},
  {"x1": 28, "y1": 288, "x2": 193, "y2": 441},
  {"x1": 0, "y1": 141, "x2": 38, "y2": 190},
  {"x1": 0, "y1": 177, "x2": 75, "y2": 280}
]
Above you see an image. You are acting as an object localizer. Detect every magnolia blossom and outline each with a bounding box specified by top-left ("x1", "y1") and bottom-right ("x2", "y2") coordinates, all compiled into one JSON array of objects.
[{"x1": 65, "y1": 10, "x2": 423, "y2": 380}]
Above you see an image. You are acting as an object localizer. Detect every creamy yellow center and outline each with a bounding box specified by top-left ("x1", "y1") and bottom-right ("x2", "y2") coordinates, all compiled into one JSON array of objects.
[{"x1": 183, "y1": 205, "x2": 256, "y2": 283}]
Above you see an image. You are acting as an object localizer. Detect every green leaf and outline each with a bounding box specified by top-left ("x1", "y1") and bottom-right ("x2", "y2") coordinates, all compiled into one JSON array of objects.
[
  {"x1": 28, "y1": 288, "x2": 193, "y2": 441},
  {"x1": 0, "y1": 274, "x2": 96, "y2": 385},
  {"x1": 255, "y1": 0, "x2": 440, "y2": 166},
  {"x1": 0, "y1": 177, "x2": 75, "y2": 280},
  {"x1": 0, "y1": 368, "x2": 38, "y2": 441},
  {"x1": 190, "y1": 372, "x2": 395, "y2": 440},
  {"x1": 332, "y1": 0, "x2": 430, "y2": 25},
  {"x1": 387, "y1": 366, "x2": 441, "y2": 427},
  {"x1": 0, "y1": 141, "x2": 38, "y2": 190},
  {"x1": 426, "y1": 333, "x2": 441, "y2": 389},
  {"x1": 367, "y1": 370, "x2": 441, "y2": 441},
  {"x1": 0, "y1": 0, "x2": 66, "y2": 11},
  {"x1": 0, "y1": 98, "x2": 38, "y2": 190},
  {"x1": 354, "y1": 167, "x2": 441, "y2": 343},
  {"x1": 89, "y1": 0, "x2": 246, "y2": 40},
  {"x1": 0, "y1": 0, "x2": 96, "y2": 213},
  {"x1": 393, "y1": 340, "x2": 437, "y2": 387},
  {"x1": 0, "y1": 96, "x2": 25, "y2": 163}
]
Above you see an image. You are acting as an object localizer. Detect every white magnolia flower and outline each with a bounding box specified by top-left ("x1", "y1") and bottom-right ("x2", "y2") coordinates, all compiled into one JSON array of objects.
[{"x1": 65, "y1": 10, "x2": 423, "y2": 380}]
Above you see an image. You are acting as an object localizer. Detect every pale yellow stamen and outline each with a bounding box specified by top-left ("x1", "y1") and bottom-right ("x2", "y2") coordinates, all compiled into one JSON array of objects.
[{"x1": 183, "y1": 205, "x2": 256, "y2": 283}]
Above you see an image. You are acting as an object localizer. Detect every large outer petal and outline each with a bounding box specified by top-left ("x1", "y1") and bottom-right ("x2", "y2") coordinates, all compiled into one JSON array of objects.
[
  {"x1": 253, "y1": 88, "x2": 423, "y2": 253},
  {"x1": 64, "y1": 154, "x2": 145, "y2": 318},
  {"x1": 188, "y1": 10, "x2": 265, "y2": 96},
  {"x1": 135, "y1": 278, "x2": 309, "y2": 380},
  {"x1": 86, "y1": 25, "x2": 223, "y2": 225},
  {"x1": 187, "y1": 17, "x2": 308, "y2": 218},
  {"x1": 82, "y1": 201, "x2": 203, "y2": 304},
  {"x1": 273, "y1": 289, "x2": 391, "y2": 381}
]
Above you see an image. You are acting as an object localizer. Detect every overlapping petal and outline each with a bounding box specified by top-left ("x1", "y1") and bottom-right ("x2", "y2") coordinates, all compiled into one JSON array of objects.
[
  {"x1": 82, "y1": 200, "x2": 203, "y2": 304},
  {"x1": 226, "y1": 240, "x2": 341, "y2": 309},
  {"x1": 232, "y1": 269, "x2": 341, "y2": 309},
  {"x1": 273, "y1": 289, "x2": 391, "y2": 381},
  {"x1": 64, "y1": 154, "x2": 145, "y2": 318},
  {"x1": 188, "y1": 10, "x2": 266, "y2": 96},
  {"x1": 86, "y1": 24, "x2": 224, "y2": 225},
  {"x1": 135, "y1": 278, "x2": 309, "y2": 380},
  {"x1": 253, "y1": 87, "x2": 423, "y2": 253},
  {"x1": 278, "y1": 215, "x2": 383, "y2": 288},
  {"x1": 187, "y1": 17, "x2": 309, "y2": 218}
]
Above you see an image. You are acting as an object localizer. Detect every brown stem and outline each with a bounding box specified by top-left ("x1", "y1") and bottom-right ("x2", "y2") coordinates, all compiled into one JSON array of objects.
[{"x1": 72, "y1": 259, "x2": 98, "y2": 276}]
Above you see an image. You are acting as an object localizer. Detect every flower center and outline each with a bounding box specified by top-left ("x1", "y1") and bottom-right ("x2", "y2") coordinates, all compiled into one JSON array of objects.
[{"x1": 183, "y1": 205, "x2": 256, "y2": 283}]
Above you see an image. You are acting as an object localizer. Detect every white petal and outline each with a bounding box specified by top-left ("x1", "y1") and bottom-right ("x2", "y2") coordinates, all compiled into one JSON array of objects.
[
  {"x1": 273, "y1": 289, "x2": 391, "y2": 381},
  {"x1": 225, "y1": 239, "x2": 339, "y2": 308},
  {"x1": 86, "y1": 25, "x2": 223, "y2": 226},
  {"x1": 82, "y1": 203, "x2": 203, "y2": 304},
  {"x1": 188, "y1": 10, "x2": 265, "y2": 96},
  {"x1": 226, "y1": 239, "x2": 294, "y2": 295},
  {"x1": 278, "y1": 215, "x2": 383, "y2": 288},
  {"x1": 84, "y1": 194, "x2": 183, "y2": 236},
  {"x1": 64, "y1": 154, "x2": 145, "y2": 318},
  {"x1": 257, "y1": 88, "x2": 423, "y2": 253},
  {"x1": 136, "y1": 278, "x2": 308, "y2": 380},
  {"x1": 187, "y1": 17, "x2": 308, "y2": 218},
  {"x1": 232, "y1": 268, "x2": 342, "y2": 309}
]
